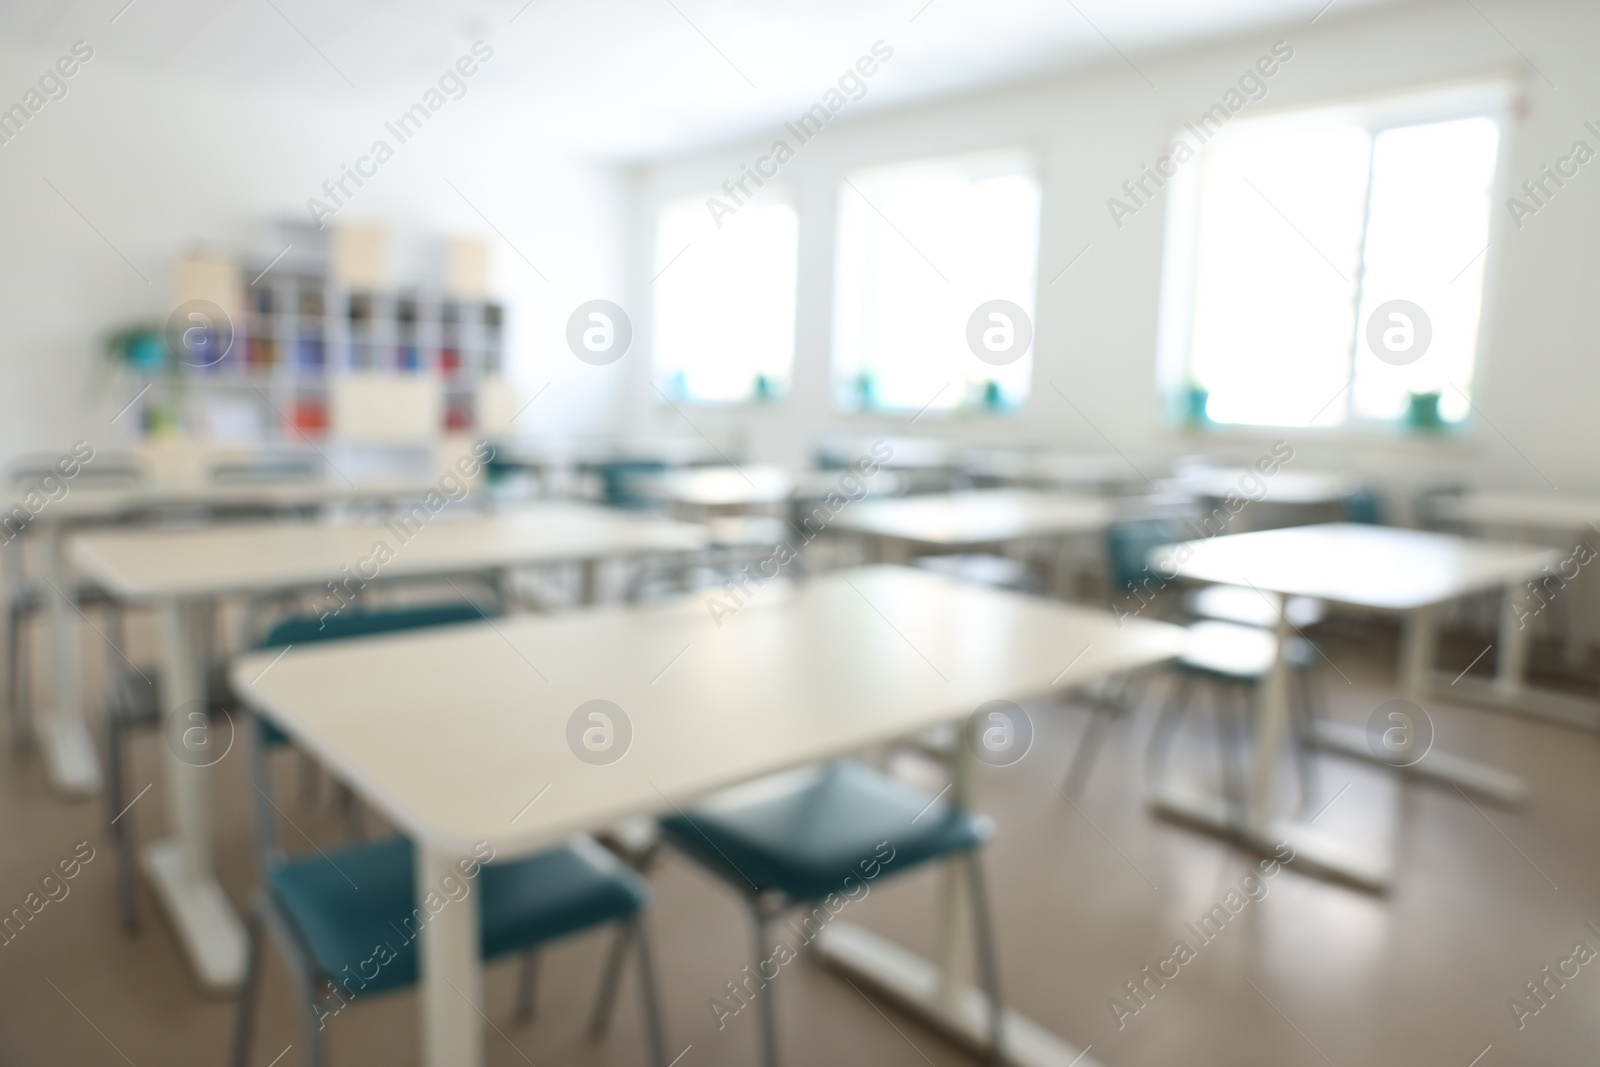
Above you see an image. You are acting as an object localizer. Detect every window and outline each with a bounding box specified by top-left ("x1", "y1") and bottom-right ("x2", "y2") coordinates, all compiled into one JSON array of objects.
[
  {"x1": 832, "y1": 152, "x2": 1041, "y2": 415},
  {"x1": 1157, "y1": 85, "x2": 1506, "y2": 429},
  {"x1": 652, "y1": 195, "x2": 797, "y2": 404}
]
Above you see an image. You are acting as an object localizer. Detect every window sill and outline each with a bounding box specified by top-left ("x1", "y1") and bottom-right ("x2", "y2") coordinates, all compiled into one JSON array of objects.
[
  {"x1": 1163, "y1": 420, "x2": 1476, "y2": 449},
  {"x1": 834, "y1": 405, "x2": 1024, "y2": 421}
]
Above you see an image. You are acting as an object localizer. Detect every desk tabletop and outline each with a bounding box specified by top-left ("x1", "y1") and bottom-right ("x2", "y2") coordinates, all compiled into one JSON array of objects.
[
  {"x1": 828, "y1": 490, "x2": 1115, "y2": 545},
  {"x1": 646, "y1": 465, "x2": 796, "y2": 506},
  {"x1": 961, "y1": 449, "x2": 1147, "y2": 489},
  {"x1": 1170, "y1": 467, "x2": 1358, "y2": 505},
  {"x1": 231, "y1": 565, "x2": 1186, "y2": 856},
  {"x1": 68, "y1": 503, "x2": 708, "y2": 600},
  {"x1": 1161, "y1": 523, "x2": 1559, "y2": 610},
  {"x1": 1435, "y1": 491, "x2": 1600, "y2": 533},
  {"x1": 12, "y1": 476, "x2": 437, "y2": 522}
]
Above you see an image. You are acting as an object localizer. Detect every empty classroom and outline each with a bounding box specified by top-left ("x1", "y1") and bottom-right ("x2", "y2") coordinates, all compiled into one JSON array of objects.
[{"x1": 2, "y1": 2, "x2": 1598, "y2": 1065}]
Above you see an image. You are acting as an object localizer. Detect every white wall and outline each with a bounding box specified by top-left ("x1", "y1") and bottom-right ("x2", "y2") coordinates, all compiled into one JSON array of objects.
[
  {"x1": 629, "y1": 0, "x2": 1600, "y2": 500},
  {"x1": 0, "y1": 37, "x2": 630, "y2": 467}
]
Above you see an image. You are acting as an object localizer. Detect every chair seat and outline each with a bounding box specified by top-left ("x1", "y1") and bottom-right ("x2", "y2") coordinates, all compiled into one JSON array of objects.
[
  {"x1": 1184, "y1": 584, "x2": 1326, "y2": 629},
  {"x1": 1178, "y1": 621, "x2": 1316, "y2": 680},
  {"x1": 268, "y1": 835, "x2": 649, "y2": 997},
  {"x1": 659, "y1": 762, "x2": 993, "y2": 903}
]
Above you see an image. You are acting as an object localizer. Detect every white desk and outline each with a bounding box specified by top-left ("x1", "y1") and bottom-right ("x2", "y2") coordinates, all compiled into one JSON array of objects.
[
  {"x1": 641, "y1": 465, "x2": 908, "y2": 512},
  {"x1": 829, "y1": 490, "x2": 1113, "y2": 548},
  {"x1": 643, "y1": 465, "x2": 795, "y2": 509},
  {"x1": 1171, "y1": 467, "x2": 1358, "y2": 506},
  {"x1": 829, "y1": 490, "x2": 1115, "y2": 597},
  {"x1": 962, "y1": 449, "x2": 1151, "y2": 495},
  {"x1": 66, "y1": 503, "x2": 707, "y2": 993},
  {"x1": 1158, "y1": 523, "x2": 1559, "y2": 889},
  {"x1": 8, "y1": 476, "x2": 434, "y2": 798},
  {"x1": 233, "y1": 566, "x2": 1186, "y2": 1067},
  {"x1": 1435, "y1": 491, "x2": 1600, "y2": 532}
]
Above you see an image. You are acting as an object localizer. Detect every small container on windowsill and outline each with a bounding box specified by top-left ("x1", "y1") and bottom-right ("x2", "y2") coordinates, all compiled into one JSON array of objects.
[
  {"x1": 1404, "y1": 390, "x2": 1447, "y2": 434},
  {"x1": 1179, "y1": 383, "x2": 1210, "y2": 430}
]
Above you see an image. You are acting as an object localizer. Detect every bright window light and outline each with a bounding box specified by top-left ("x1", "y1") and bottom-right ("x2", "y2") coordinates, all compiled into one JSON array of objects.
[
  {"x1": 652, "y1": 196, "x2": 797, "y2": 404},
  {"x1": 832, "y1": 153, "x2": 1041, "y2": 415},
  {"x1": 1158, "y1": 87, "x2": 1504, "y2": 430}
]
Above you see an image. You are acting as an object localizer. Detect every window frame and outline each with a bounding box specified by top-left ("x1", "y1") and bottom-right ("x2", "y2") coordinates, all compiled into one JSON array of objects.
[
  {"x1": 828, "y1": 148, "x2": 1045, "y2": 419},
  {"x1": 649, "y1": 189, "x2": 801, "y2": 408},
  {"x1": 1155, "y1": 79, "x2": 1517, "y2": 437}
]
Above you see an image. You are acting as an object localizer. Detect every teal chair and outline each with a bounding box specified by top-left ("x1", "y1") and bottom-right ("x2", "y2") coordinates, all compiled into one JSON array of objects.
[
  {"x1": 595, "y1": 460, "x2": 668, "y2": 510},
  {"x1": 231, "y1": 604, "x2": 668, "y2": 1067},
  {"x1": 660, "y1": 761, "x2": 1002, "y2": 1067},
  {"x1": 1067, "y1": 519, "x2": 1323, "y2": 806},
  {"x1": 1059, "y1": 519, "x2": 1184, "y2": 792},
  {"x1": 1340, "y1": 486, "x2": 1385, "y2": 525}
]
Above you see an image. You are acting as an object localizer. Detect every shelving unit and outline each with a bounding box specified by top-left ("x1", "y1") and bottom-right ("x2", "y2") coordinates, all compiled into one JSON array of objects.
[{"x1": 134, "y1": 263, "x2": 505, "y2": 441}]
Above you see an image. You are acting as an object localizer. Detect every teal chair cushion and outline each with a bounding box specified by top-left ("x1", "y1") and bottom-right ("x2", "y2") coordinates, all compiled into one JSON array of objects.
[
  {"x1": 258, "y1": 603, "x2": 491, "y2": 650},
  {"x1": 660, "y1": 761, "x2": 993, "y2": 903},
  {"x1": 253, "y1": 603, "x2": 493, "y2": 749},
  {"x1": 268, "y1": 836, "x2": 649, "y2": 996}
]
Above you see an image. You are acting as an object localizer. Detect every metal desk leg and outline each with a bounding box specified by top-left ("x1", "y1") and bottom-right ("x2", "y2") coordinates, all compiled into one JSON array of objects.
[
  {"x1": 579, "y1": 558, "x2": 599, "y2": 605},
  {"x1": 1245, "y1": 613, "x2": 1294, "y2": 834},
  {"x1": 1154, "y1": 612, "x2": 1393, "y2": 891},
  {"x1": 1316, "y1": 602, "x2": 1527, "y2": 805},
  {"x1": 418, "y1": 843, "x2": 484, "y2": 1067},
  {"x1": 1495, "y1": 584, "x2": 1530, "y2": 702},
  {"x1": 37, "y1": 518, "x2": 100, "y2": 796},
  {"x1": 141, "y1": 597, "x2": 247, "y2": 993},
  {"x1": 1399, "y1": 603, "x2": 1439, "y2": 701},
  {"x1": 1423, "y1": 583, "x2": 1599, "y2": 733}
]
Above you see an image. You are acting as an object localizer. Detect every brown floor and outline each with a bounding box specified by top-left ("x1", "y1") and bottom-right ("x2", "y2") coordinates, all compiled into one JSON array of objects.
[{"x1": 2, "y1": 613, "x2": 1600, "y2": 1067}]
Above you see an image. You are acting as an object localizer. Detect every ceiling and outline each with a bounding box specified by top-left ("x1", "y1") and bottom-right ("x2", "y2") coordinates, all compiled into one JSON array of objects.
[{"x1": 5, "y1": 0, "x2": 1413, "y2": 159}]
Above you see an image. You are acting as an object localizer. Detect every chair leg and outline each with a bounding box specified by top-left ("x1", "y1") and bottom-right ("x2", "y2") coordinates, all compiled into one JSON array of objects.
[
  {"x1": 1291, "y1": 667, "x2": 1320, "y2": 815},
  {"x1": 297, "y1": 751, "x2": 318, "y2": 807},
  {"x1": 966, "y1": 853, "x2": 1005, "y2": 1067},
  {"x1": 261, "y1": 896, "x2": 328, "y2": 1067},
  {"x1": 589, "y1": 921, "x2": 636, "y2": 1037},
  {"x1": 750, "y1": 905, "x2": 780, "y2": 1067},
  {"x1": 515, "y1": 950, "x2": 539, "y2": 1024},
  {"x1": 1216, "y1": 683, "x2": 1250, "y2": 818},
  {"x1": 1144, "y1": 671, "x2": 1193, "y2": 782},
  {"x1": 231, "y1": 906, "x2": 265, "y2": 1067},
  {"x1": 335, "y1": 782, "x2": 364, "y2": 841},
  {"x1": 296, "y1": 981, "x2": 328, "y2": 1067},
  {"x1": 1060, "y1": 700, "x2": 1116, "y2": 796},
  {"x1": 632, "y1": 918, "x2": 670, "y2": 1067},
  {"x1": 105, "y1": 711, "x2": 139, "y2": 935},
  {"x1": 8, "y1": 599, "x2": 31, "y2": 754}
]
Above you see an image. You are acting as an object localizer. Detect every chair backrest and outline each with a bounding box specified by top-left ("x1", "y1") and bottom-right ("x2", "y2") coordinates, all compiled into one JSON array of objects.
[
  {"x1": 1106, "y1": 517, "x2": 1180, "y2": 593},
  {"x1": 1341, "y1": 486, "x2": 1385, "y2": 525},
  {"x1": 256, "y1": 601, "x2": 492, "y2": 649},
  {"x1": 248, "y1": 599, "x2": 500, "y2": 867},
  {"x1": 597, "y1": 460, "x2": 667, "y2": 510}
]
